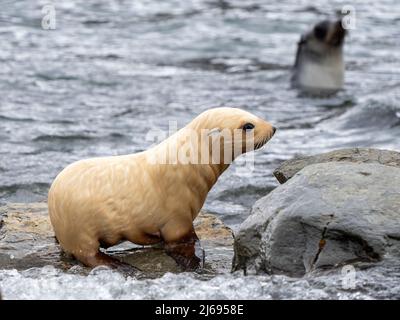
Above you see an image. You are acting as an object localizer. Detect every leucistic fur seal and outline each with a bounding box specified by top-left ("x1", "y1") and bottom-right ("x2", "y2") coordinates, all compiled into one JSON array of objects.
[
  {"x1": 292, "y1": 19, "x2": 346, "y2": 93},
  {"x1": 48, "y1": 107, "x2": 276, "y2": 271}
]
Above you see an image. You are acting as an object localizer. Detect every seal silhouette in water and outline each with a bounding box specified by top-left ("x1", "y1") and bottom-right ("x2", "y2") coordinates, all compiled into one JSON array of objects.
[
  {"x1": 292, "y1": 19, "x2": 346, "y2": 93},
  {"x1": 48, "y1": 107, "x2": 276, "y2": 272}
]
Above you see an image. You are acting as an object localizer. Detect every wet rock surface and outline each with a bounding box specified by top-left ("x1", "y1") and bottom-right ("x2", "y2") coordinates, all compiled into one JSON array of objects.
[
  {"x1": 233, "y1": 162, "x2": 400, "y2": 277},
  {"x1": 0, "y1": 203, "x2": 233, "y2": 278},
  {"x1": 273, "y1": 148, "x2": 400, "y2": 184}
]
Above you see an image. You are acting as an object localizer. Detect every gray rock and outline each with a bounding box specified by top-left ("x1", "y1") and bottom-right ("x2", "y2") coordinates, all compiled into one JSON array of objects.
[
  {"x1": 233, "y1": 162, "x2": 400, "y2": 277},
  {"x1": 0, "y1": 203, "x2": 233, "y2": 278},
  {"x1": 274, "y1": 148, "x2": 400, "y2": 184}
]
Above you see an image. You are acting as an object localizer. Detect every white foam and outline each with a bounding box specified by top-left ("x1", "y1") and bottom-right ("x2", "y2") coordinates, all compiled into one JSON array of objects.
[{"x1": 1, "y1": 265, "x2": 396, "y2": 300}]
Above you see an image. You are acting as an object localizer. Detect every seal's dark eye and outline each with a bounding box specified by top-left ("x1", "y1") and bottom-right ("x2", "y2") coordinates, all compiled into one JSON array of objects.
[{"x1": 242, "y1": 123, "x2": 255, "y2": 131}]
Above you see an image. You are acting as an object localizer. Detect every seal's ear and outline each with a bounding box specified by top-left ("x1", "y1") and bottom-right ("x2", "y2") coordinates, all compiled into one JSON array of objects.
[
  {"x1": 206, "y1": 128, "x2": 222, "y2": 145},
  {"x1": 207, "y1": 128, "x2": 221, "y2": 137}
]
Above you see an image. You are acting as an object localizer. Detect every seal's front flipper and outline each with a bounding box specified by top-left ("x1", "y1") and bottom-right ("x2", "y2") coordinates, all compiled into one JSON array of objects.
[
  {"x1": 163, "y1": 226, "x2": 205, "y2": 271},
  {"x1": 167, "y1": 246, "x2": 201, "y2": 270}
]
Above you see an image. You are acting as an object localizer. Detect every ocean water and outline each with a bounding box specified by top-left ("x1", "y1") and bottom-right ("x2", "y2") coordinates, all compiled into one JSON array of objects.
[
  {"x1": 0, "y1": 0, "x2": 399, "y2": 299},
  {"x1": 1, "y1": 259, "x2": 400, "y2": 300}
]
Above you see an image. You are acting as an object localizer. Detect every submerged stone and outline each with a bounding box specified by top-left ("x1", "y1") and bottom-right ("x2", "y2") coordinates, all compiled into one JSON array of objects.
[{"x1": 0, "y1": 203, "x2": 233, "y2": 278}]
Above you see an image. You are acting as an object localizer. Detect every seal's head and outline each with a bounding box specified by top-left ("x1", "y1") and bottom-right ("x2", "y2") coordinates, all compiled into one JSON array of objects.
[
  {"x1": 301, "y1": 19, "x2": 346, "y2": 54},
  {"x1": 188, "y1": 107, "x2": 276, "y2": 161},
  {"x1": 292, "y1": 19, "x2": 346, "y2": 93}
]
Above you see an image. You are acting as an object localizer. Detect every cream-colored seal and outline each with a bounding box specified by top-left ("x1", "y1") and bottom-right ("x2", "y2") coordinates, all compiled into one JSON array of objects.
[{"x1": 48, "y1": 107, "x2": 276, "y2": 270}]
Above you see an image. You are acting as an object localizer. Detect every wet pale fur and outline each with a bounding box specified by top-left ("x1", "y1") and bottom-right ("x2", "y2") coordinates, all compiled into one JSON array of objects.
[{"x1": 48, "y1": 107, "x2": 275, "y2": 262}]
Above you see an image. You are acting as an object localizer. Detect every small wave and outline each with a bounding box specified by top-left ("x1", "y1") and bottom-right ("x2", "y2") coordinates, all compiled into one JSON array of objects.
[
  {"x1": 105, "y1": 133, "x2": 126, "y2": 141},
  {"x1": 294, "y1": 6, "x2": 325, "y2": 14},
  {"x1": 111, "y1": 108, "x2": 147, "y2": 118},
  {"x1": 32, "y1": 134, "x2": 94, "y2": 142},
  {"x1": 278, "y1": 102, "x2": 353, "y2": 130},
  {"x1": 146, "y1": 10, "x2": 202, "y2": 22},
  {"x1": 74, "y1": 53, "x2": 122, "y2": 61},
  {"x1": 206, "y1": 1, "x2": 261, "y2": 12},
  {"x1": 217, "y1": 185, "x2": 276, "y2": 204},
  {"x1": 112, "y1": 109, "x2": 136, "y2": 118},
  {"x1": 32, "y1": 133, "x2": 128, "y2": 146},
  {"x1": 87, "y1": 79, "x2": 120, "y2": 87},
  {"x1": 82, "y1": 19, "x2": 110, "y2": 25},
  {"x1": 34, "y1": 73, "x2": 80, "y2": 82},
  {"x1": 318, "y1": 99, "x2": 356, "y2": 110},
  {"x1": 46, "y1": 119, "x2": 75, "y2": 125},
  {"x1": 179, "y1": 57, "x2": 289, "y2": 73},
  {"x1": 329, "y1": 100, "x2": 400, "y2": 130},
  {"x1": 0, "y1": 182, "x2": 49, "y2": 204},
  {"x1": 0, "y1": 115, "x2": 35, "y2": 122}
]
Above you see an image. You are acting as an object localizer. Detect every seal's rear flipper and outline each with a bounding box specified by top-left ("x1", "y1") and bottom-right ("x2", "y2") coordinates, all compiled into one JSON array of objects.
[{"x1": 76, "y1": 252, "x2": 141, "y2": 277}]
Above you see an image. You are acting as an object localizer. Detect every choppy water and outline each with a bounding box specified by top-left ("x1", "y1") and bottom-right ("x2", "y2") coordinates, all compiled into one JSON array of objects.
[
  {"x1": 1, "y1": 0, "x2": 400, "y2": 299},
  {"x1": 1, "y1": 258, "x2": 400, "y2": 299}
]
